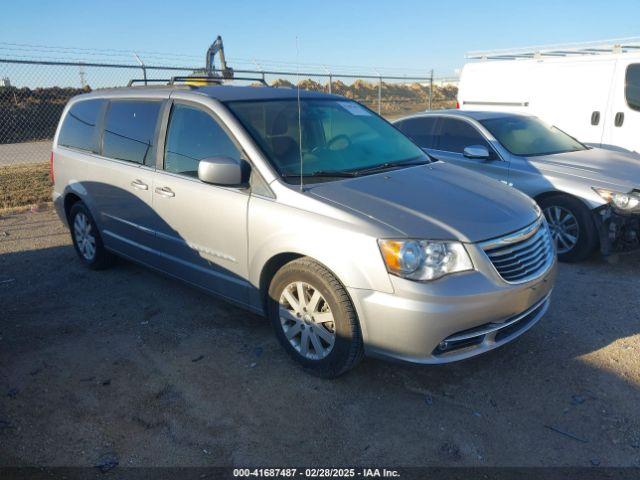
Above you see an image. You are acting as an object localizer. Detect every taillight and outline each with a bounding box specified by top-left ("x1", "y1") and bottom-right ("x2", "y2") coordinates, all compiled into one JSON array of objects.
[
  {"x1": 456, "y1": 101, "x2": 460, "y2": 109},
  {"x1": 49, "y1": 151, "x2": 55, "y2": 183}
]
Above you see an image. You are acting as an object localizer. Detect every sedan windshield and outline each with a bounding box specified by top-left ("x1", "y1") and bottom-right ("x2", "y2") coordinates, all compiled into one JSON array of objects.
[
  {"x1": 480, "y1": 116, "x2": 587, "y2": 157},
  {"x1": 226, "y1": 99, "x2": 428, "y2": 182}
]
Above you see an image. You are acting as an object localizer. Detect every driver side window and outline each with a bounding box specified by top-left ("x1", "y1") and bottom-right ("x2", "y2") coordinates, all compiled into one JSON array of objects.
[
  {"x1": 437, "y1": 118, "x2": 492, "y2": 155},
  {"x1": 164, "y1": 104, "x2": 242, "y2": 177}
]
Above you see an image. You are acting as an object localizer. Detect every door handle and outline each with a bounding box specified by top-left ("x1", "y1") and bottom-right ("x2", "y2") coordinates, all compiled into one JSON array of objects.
[
  {"x1": 154, "y1": 186, "x2": 175, "y2": 198},
  {"x1": 614, "y1": 112, "x2": 625, "y2": 127},
  {"x1": 131, "y1": 179, "x2": 148, "y2": 190},
  {"x1": 590, "y1": 111, "x2": 600, "y2": 126}
]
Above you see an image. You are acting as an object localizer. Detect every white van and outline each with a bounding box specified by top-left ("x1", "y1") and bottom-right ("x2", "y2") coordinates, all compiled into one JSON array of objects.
[{"x1": 457, "y1": 39, "x2": 640, "y2": 154}]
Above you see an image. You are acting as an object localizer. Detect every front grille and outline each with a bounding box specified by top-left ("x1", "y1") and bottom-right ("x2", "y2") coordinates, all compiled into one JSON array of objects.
[{"x1": 481, "y1": 218, "x2": 554, "y2": 283}]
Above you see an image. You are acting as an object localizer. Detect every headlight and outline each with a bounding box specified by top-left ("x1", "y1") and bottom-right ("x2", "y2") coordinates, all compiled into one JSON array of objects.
[
  {"x1": 378, "y1": 239, "x2": 474, "y2": 281},
  {"x1": 593, "y1": 188, "x2": 640, "y2": 213}
]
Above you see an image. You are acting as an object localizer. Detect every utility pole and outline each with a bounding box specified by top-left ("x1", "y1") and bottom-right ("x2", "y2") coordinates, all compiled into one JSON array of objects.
[
  {"x1": 374, "y1": 69, "x2": 382, "y2": 114},
  {"x1": 429, "y1": 69, "x2": 434, "y2": 111},
  {"x1": 322, "y1": 65, "x2": 332, "y2": 94},
  {"x1": 79, "y1": 63, "x2": 87, "y2": 88}
]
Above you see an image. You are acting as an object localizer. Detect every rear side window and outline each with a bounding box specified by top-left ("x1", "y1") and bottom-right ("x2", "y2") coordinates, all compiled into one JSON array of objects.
[
  {"x1": 396, "y1": 117, "x2": 438, "y2": 148},
  {"x1": 164, "y1": 103, "x2": 242, "y2": 178},
  {"x1": 437, "y1": 118, "x2": 490, "y2": 153},
  {"x1": 58, "y1": 99, "x2": 105, "y2": 152},
  {"x1": 103, "y1": 100, "x2": 161, "y2": 165},
  {"x1": 626, "y1": 64, "x2": 640, "y2": 112}
]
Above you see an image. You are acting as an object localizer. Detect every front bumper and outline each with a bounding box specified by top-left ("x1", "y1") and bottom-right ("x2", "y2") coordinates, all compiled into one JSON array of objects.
[
  {"x1": 348, "y1": 253, "x2": 557, "y2": 364},
  {"x1": 593, "y1": 205, "x2": 640, "y2": 255}
]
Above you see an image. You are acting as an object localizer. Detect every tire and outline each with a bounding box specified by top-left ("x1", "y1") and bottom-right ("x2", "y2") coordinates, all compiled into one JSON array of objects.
[
  {"x1": 539, "y1": 195, "x2": 598, "y2": 263},
  {"x1": 68, "y1": 202, "x2": 115, "y2": 270},
  {"x1": 267, "y1": 257, "x2": 364, "y2": 378}
]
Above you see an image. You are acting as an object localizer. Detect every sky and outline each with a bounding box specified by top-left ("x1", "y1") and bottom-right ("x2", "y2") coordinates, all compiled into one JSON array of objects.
[{"x1": 2, "y1": 0, "x2": 640, "y2": 78}]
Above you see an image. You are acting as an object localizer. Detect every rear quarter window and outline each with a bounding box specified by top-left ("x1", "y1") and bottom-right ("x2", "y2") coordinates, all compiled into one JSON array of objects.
[
  {"x1": 103, "y1": 100, "x2": 162, "y2": 165},
  {"x1": 626, "y1": 64, "x2": 640, "y2": 112},
  {"x1": 396, "y1": 117, "x2": 438, "y2": 148},
  {"x1": 57, "y1": 99, "x2": 106, "y2": 152}
]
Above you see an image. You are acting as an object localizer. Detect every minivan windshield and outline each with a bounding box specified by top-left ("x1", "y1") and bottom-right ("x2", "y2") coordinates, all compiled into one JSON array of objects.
[
  {"x1": 226, "y1": 99, "x2": 429, "y2": 182},
  {"x1": 480, "y1": 116, "x2": 587, "y2": 157}
]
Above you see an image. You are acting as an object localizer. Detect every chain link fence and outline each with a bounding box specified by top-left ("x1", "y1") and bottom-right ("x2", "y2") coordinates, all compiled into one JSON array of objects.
[{"x1": 0, "y1": 58, "x2": 457, "y2": 209}]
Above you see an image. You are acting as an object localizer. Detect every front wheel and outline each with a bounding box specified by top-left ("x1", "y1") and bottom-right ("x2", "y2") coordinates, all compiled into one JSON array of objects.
[
  {"x1": 539, "y1": 195, "x2": 598, "y2": 263},
  {"x1": 268, "y1": 257, "x2": 364, "y2": 377}
]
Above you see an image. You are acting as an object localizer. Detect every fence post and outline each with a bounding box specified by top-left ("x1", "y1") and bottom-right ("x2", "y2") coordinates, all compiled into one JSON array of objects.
[
  {"x1": 252, "y1": 59, "x2": 266, "y2": 86},
  {"x1": 429, "y1": 69, "x2": 433, "y2": 111},
  {"x1": 133, "y1": 53, "x2": 147, "y2": 85}
]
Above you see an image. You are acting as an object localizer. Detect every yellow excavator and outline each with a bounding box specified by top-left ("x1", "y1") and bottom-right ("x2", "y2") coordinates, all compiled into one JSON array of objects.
[
  {"x1": 128, "y1": 36, "x2": 266, "y2": 87},
  {"x1": 185, "y1": 35, "x2": 235, "y2": 86}
]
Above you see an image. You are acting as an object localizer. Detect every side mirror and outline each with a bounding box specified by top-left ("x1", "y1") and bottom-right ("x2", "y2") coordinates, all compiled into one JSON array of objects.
[
  {"x1": 198, "y1": 156, "x2": 245, "y2": 186},
  {"x1": 463, "y1": 145, "x2": 491, "y2": 160}
]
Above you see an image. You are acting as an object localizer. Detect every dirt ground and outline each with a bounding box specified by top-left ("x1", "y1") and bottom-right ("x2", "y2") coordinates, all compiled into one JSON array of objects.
[
  {"x1": 0, "y1": 162, "x2": 51, "y2": 211},
  {"x1": 0, "y1": 208, "x2": 639, "y2": 468}
]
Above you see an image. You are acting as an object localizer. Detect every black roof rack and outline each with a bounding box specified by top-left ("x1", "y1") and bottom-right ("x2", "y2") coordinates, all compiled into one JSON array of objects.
[{"x1": 127, "y1": 75, "x2": 268, "y2": 87}]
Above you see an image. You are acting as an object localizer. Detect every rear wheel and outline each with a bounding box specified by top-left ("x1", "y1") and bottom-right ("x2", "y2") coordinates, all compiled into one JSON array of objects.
[
  {"x1": 69, "y1": 202, "x2": 115, "y2": 270},
  {"x1": 539, "y1": 195, "x2": 598, "y2": 263},
  {"x1": 268, "y1": 257, "x2": 364, "y2": 377}
]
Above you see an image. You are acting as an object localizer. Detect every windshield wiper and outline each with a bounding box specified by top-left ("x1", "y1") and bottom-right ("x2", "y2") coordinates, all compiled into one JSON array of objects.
[
  {"x1": 351, "y1": 158, "x2": 431, "y2": 176},
  {"x1": 280, "y1": 158, "x2": 430, "y2": 180},
  {"x1": 281, "y1": 170, "x2": 359, "y2": 179}
]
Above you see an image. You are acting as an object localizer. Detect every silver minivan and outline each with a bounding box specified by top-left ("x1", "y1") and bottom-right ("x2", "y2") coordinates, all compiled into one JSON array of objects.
[{"x1": 52, "y1": 85, "x2": 556, "y2": 377}]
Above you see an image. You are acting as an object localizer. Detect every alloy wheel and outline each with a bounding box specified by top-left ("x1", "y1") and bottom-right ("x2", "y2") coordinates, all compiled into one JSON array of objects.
[
  {"x1": 73, "y1": 212, "x2": 96, "y2": 261},
  {"x1": 279, "y1": 281, "x2": 336, "y2": 360},
  {"x1": 544, "y1": 206, "x2": 579, "y2": 254}
]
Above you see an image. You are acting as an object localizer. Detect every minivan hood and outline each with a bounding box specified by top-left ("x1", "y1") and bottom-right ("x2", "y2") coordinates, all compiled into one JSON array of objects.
[
  {"x1": 529, "y1": 148, "x2": 640, "y2": 189},
  {"x1": 307, "y1": 161, "x2": 539, "y2": 243}
]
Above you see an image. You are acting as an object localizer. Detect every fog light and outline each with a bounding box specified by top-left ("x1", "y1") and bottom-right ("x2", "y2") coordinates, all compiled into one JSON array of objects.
[{"x1": 438, "y1": 341, "x2": 448, "y2": 350}]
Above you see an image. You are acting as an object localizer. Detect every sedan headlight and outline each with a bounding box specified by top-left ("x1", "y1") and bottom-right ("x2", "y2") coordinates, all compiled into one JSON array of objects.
[
  {"x1": 593, "y1": 188, "x2": 640, "y2": 213},
  {"x1": 378, "y1": 239, "x2": 474, "y2": 281}
]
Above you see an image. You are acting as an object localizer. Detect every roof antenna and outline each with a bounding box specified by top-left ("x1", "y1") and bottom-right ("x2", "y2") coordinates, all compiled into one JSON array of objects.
[{"x1": 296, "y1": 36, "x2": 304, "y2": 192}]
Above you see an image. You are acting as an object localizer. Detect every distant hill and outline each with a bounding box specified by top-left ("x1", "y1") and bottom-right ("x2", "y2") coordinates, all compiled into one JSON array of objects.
[
  {"x1": 0, "y1": 86, "x2": 90, "y2": 144},
  {"x1": 270, "y1": 78, "x2": 457, "y2": 117}
]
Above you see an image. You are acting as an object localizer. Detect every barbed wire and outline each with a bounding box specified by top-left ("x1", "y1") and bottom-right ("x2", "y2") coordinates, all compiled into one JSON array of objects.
[{"x1": 0, "y1": 42, "x2": 440, "y2": 77}]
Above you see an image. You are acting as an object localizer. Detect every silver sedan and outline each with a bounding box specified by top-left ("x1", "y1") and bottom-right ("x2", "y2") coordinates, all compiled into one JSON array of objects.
[{"x1": 395, "y1": 111, "x2": 640, "y2": 262}]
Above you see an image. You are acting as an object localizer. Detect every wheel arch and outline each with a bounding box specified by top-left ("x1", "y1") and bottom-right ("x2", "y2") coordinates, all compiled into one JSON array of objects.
[
  {"x1": 63, "y1": 192, "x2": 83, "y2": 221},
  {"x1": 259, "y1": 252, "x2": 304, "y2": 312},
  {"x1": 533, "y1": 190, "x2": 593, "y2": 210}
]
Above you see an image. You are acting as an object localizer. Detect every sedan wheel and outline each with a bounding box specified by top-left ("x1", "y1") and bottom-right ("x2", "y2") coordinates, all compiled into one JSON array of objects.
[
  {"x1": 544, "y1": 205, "x2": 579, "y2": 255},
  {"x1": 279, "y1": 281, "x2": 336, "y2": 361}
]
